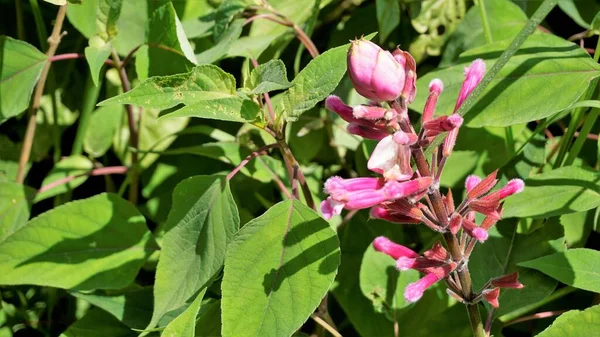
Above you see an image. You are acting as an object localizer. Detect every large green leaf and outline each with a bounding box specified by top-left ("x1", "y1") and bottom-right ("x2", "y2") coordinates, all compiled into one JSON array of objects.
[
  {"x1": 136, "y1": 2, "x2": 197, "y2": 80},
  {"x1": 503, "y1": 166, "x2": 600, "y2": 219},
  {"x1": 0, "y1": 181, "x2": 35, "y2": 242},
  {"x1": 98, "y1": 65, "x2": 260, "y2": 123},
  {"x1": 221, "y1": 200, "x2": 340, "y2": 337},
  {"x1": 0, "y1": 36, "x2": 47, "y2": 124},
  {"x1": 60, "y1": 308, "x2": 137, "y2": 337},
  {"x1": 161, "y1": 288, "x2": 207, "y2": 337},
  {"x1": 84, "y1": 105, "x2": 123, "y2": 158},
  {"x1": 535, "y1": 304, "x2": 600, "y2": 337},
  {"x1": 196, "y1": 19, "x2": 244, "y2": 65},
  {"x1": 359, "y1": 245, "x2": 419, "y2": 317},
  {"x1": 469, "y1": 220, "x2": 565, "y2": 318},
  {"x1": 413, "y1": 34, "x2": 600, "y2": 127},
  {"x1": 519, "y1": 248, "x2": 600, "y2": 293},
  {"x1": 376, "y1": 0, "x2": 400, "y2": 43},
  {"x1": 247, "y1": 59, "x2": 293, "y2": 95},
  {"x1": 148, "y1": 175, "x2": 239, "y2": 328},
  {"x1": 35, "y1": 155, "x2": 94, "y2": 202},
  {"x1": 0, "y1": 193, "x2": 157, "y2": 290},
  {"x1": 441, "y1": 0, "x2": 529, "y2": 66}
]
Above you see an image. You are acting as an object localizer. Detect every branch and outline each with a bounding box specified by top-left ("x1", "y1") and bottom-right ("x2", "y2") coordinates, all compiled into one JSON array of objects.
[
  {"x1": 16, "y1": 4, "x2": 68, "y2": 183},
  {"x1": 37, "y1": 166, "x2": 128, "y2": 194},
  {"x1": 226, "y1": 144, "x2": 279, "y2": 181}
]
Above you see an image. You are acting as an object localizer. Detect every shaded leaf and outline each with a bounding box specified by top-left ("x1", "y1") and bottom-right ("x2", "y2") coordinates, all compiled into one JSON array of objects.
[
  {"x1": 536, "y1": 304, "x2": 600, "y2": 337},
  {"x1": 222, "y1": 200, "x2": 340, "y2": 337},
  {"x1": 519, "y1": 248, "x2": 600, "y2": 293},
  {"x1": 84, "y1": 105, "x2": 123, "y2": 158},
  {"x1": 376, "y1": 0, "x2": 400, "y2": 43},
  {"x1": 85, "y1": 37, "x2": 112, "y2": 86},
  {"x1": 0, "y1": 181, "x2": 35, "y2": 242},
  {"x1": 247, "y1": 59, "x2": 293, "y2": 95},
  {"x1": 161, "y1": 288, "x2": 207, "y2": 337},
  {"x1": 60, "y1": 308, "x2": 137, "y2": 337},
  {"x1": 35, "y1": 155, "x2": 94, "y2": 202},
  {"x1": 0, "y1": 193, "x2": 157, "y2": 290}
]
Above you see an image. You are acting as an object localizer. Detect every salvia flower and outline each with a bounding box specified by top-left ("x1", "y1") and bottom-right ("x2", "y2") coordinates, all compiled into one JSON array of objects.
[
  {"x1": 482, "y1": 287, "x2": 500, "y2": 308},
  {"x1": 373, "y1": 236, "x2": 419, "y2": 259},
  {"x1": 491, "y1": 272, "x2": 524, "y2": 289},
  {"x1": 367, "y1": 135, "x2": 413, "y2": 181}
]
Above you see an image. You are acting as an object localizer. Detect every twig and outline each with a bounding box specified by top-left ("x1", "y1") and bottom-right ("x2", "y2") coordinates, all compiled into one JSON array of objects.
[
  {"x1": 16, "y1": 5, "x2": 68, "y2": 183},
  {"x1": 121, "y1": 44, "x2": 143, "y2": 69},
  {"x1": 49, "y1": 53, "x2": 115, "y2": 65},
  {"x1": 37, "y1": 166, "x2": 128, "y2": 194},
  {"x1": 504, "y1": 310, "x2": 568, "y2": 327},
  {"x1": 226, "y1": 144, "x2": 279, "y2": 181},
  {"x1": 291, "y1": 165, "x2": 300, "y2": 199},
  {"x1": 277, "y1": 138, "x2": 316, "y2": 210},
  {"x1": 310, "y1": 314, "x2": 342, "y2": 337},
  {"x1": 110, "y1": 50, "x2": 140, "y2": 204},
  {"x1": 255, "y1": 156, "x2": 292, "y2": 199}
]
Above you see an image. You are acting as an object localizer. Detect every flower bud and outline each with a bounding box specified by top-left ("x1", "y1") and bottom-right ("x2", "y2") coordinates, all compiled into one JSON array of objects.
[
  {"x1": 393, "y1": 47, "x2": 417, "y2": 103},
  {"x1": 370, "y1": 206, "x2": 422, "y2": 224},
  {"x1": 497, "y1": 179, "x2": 525, "y2": 199},
  {"x1": 423, "y1": 114, "x2": 463, "y2": 137},
  {"x1": 347, "y1": 124, "x2": 389, "y2": 140},
  {"x1": 405, "y1": 273, "x2": 441, "y2": 303},
  {"x1": 373, "y1": 236, "x2": 419, "y2": 259},
  {"x1": 353, "y1": 105, "x2": 394, "y2": 120},
  {"x1": 392, "y1": 130, "x2": 418, "y2": 145},
  {"x1": 449, "y1": 213, "x2": 462, "y2": 235},
  {"x1": 348, "y1": 39, "x2": 405, "y2": 102},
  {"x1": 482, "y1": 288, "x2": 500, "y2": 308},
  {"x1": 491, "y1": 272, "x2": 524, "y2": 289},
  {"x1": 467, "y1": 170, "x2": 498, "y2": 200},
  {"x1": 422, "y1": 79, "x2": 443, "y2": 124},
  {"x1": 455, "y1": 59, "x2": 486, "y2": 112},
  {"x1": 423, "y1": 242, "x2": 449, "y2": 261},
  {"x1": 465, "y1": 175, "x2": 482, "y2": 193},
  {"x1": 462, "y1": 217, "x2": 488, "y2": 242}
]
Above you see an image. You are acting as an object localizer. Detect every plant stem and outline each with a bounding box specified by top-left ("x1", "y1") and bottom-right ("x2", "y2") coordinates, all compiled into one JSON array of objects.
[
  {"x1": 504, "y1": 310, "x2": 568, "y2": 326},
  {"x1": 111, "y1": 50, "x2": 140, "y2": 204},
  {"x1": 498, "y1": 287, "x2": 576, "y2": 323},
  {"x1": 276, "y1": 137, "x2": 315, "y2": 210},
  {"x1": 15, "y1": 0, "x2": 25, "y2": 40},
  {"x1": 16, "y1": 4, "x2": 68, "y2": 183},
  {"x1": 475, "y1": 0, "x2": 493, "y2": 44},
  {"x1": 71, "y1": 74, "x2": 102, "y2": 155},
  {"x1": 29, "y1": 0, "x2": 49, "y2": 50},
  {"x1": 226, "y1": 144, "x2": 279, "y2": 181},
  {"x1": 37, "y1": 166, "x2": 128, "y2": 194}
]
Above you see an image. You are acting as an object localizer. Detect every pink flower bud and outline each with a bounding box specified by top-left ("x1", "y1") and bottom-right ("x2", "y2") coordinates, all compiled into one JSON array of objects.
[
  {"x1": 423, "y1": 242, "x2": 449, "y2": 261},
  {"x1": 482, "y1": 287, "x2": 500, "y2": 308},
  {"x1": 467, "y1": 170, "x2": 498, "y2": 200},
  {"x1": 392, "y1": 130, "x2": 418, "y2": 145},
  {"x1": 396, "y1": 256, "x2": 446, "y2": 271},
  {"x1": 324, "y1": 176, "x2": 383, "y2": 199},
  {"x1": 368, "y1": 135, "x2": 413, "y2": 181},
  {"x1": 405, "y1": 273, "x2": 441, "y2": 303},
  {"x1": 422, "y1": 79, "x2": 443, "y2": 124},
  {"x1": 386, "y1": 199, "x2": 423, "y2": 219},
  {"x1": 462, "y1": 217, "x2": 488, "y2": 242},
  {"x1": 423, "y1": 114, "x2": 463, "y2": 137},
  {"x1": 455, "y1": 59, "x2": 486, "y2": 112},
  {"x1": 348, "y1": 39, "x2": 405, "y2": 102},
  {"x1": 449, "y1": 213, "x2": 462, "y2": 235},
  {"x1": 370, "y1": 206, "x2": 422, "y2": 224},
  {"x1": 444, "y1": 189, "x2": 455, "y2": 214},
  {"x1": 373, "y1": 236, "x2": 419, "y2": 259},
  {"x1": 393, "y1": 48, "x2": 417, "y2": 103},
  {"x1": 442, "y1": 128, "x2": 458, "y2": 158},
  {"x1": 465, "y1": 175, "x2": 482, "y2": 193},
  {"x1": 353, "y1": 105, "x2": 393, "y2": 120},
  {"x1": 347, "y1": 123, "x2": 389, "y2": 140},
  {"x1": 491, "y1": 272, "x2": 524, "y2": 289},
  {"x1": 384, "y1": 177, "x2": 433, "y2": 200},
  {"x1": 497, "y1": 179, "x2": 525, "y2": 199},
  {"x1": 325, "y1": 95, "x2": 357, "y2": 124}
]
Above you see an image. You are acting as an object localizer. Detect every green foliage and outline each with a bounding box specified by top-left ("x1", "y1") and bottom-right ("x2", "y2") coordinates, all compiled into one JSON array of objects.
[
  {"x1": 222, "y1": 200, "x2": 340, "y2": 337},
  {"x1": 247, "y1": 59, "x2": 293, "y2": 94},
  {"x1": 376, "y1": 0, "x2": 400, "y2": 43},
  {"x1": 535, "y1": 304, "x2": 600, "y2": 337},
  {"x1": 35, "y1": 155, "x2": 94, "y2": 202},
  {"x1": 0, "y1": 181, "x2": 35, "y2": 242}
]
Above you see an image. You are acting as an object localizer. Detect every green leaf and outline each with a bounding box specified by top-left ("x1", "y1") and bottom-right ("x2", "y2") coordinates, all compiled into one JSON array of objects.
[
  {"x1": 196, "y1": 19, "x2": 244, "y2": 65},
  {"x1": 84, "y1": 105, "x2": 123, "y2": 158},
  {"x1": 413, "y1": 34, "x2": 600, "y2": 127},
  {"x1": 247, "y1": 59, "x2": 293, "y2": 95},
  {"x1": 560, "y1": 211, "x2": 593, "y2": 248},
  {"x1": 519, "y1": 248, "x2": 600, "y2": 293},
  {"x1": 222, "y1": 200, "x2": 340, "y2": 337},
  {"x1": 359, "y1": 245, "x2": 419, "y2": 317},
  {"x1": 0, "y1": 36, "x2": 47, "y2": 124},
  {"x1": 99, "y1": 65, "x2": 259, "y2": 123},
  {"x1": 148, "y1": 175, "x2": 239, "y2": 328},
  {"x1": 60, "y1": 308, "x2": 138, "y2": 337},
  {"x1": 43, "y1": 0, "x2": 67, "y2": 5},
  {"x1": 98, "y1": 0, "x2": 124, "y2": 41},
  {"x1": 0, "y1": 181, "x2": 35, "y2": 243},
  {"x1": 136, "y1": 2, "x2": 197, "y2": 80},
  {"x1": 441, "y1": 0, "x2": 529, "y2": 66},
  {"x1": 470, "y1": 220, "x2": 565, "y2": 318},
  {"x1": 161, "y1": 288, "x2": 207, "y2": 337},
  {"x1": 35, "y1": 155, "x2": 94, "y2": 202},
  {"x1": 557, "y1": 0, "x2": 600, "y2": 29},
  {"x1": 503, "y1": 166, "x2": 600, "y2": 219},
  {"x1": 85, "y1": 37, "x2": 112, "y2": 87},
  {"x1": 536, "y1": 304, "x2": 600, "y2": 337},
  {"x1": 194, "y1": 299, "x2": 221, "y2": 337},
  {"x1": 0, "y1": 193, "x2": 157, "y2": 290},
  {"x1": 213, "y1": 0, "x2": 248, "y2": 40},
  {"x1": 376, "y1": 0, "x2": 400, "y2": 43}
]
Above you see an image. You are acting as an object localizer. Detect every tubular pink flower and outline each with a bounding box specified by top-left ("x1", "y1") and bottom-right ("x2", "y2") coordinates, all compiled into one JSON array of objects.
[
  {"x1": 392, "y1": 130, "x2": 418, "y2": 145},
  {"x1": 423, "y1": 114, "x2": 463, "y2": 137},
  {"x1": 491, "y1": 272, "x2": 524, "y2": 289},
  {"x1": 384, "y1": 177, "x2": 433, "y2": 200},
  {"x1": 347, "y1": 124, "x2": 389, "y2": 140},
  {"x1": 348, "y1": 39, "x2": 405, "y2": 102},
  {"x1": 370, "y1": 206, "x2": 422, "y2": 224},
  {"x1": 321, "y1": 197, "x2": 345, "y2": 219},
  {"x1": 422, "y1": 79, "x2": 444, "y2": 124},
  {"x1": 353, "y1": 105, "x2": 394, "y2": 120},
  {"x1": 325, "y1": 95, "x2": 357, "y2": 123},
  {"x1": 465, "y1": 175, "x2": 482, "y2": 193},
  {"x1": 482, "y1": 288, "x2": 500, "y2": 308},
  {"x1": 373, "y1": 236, "x2": 419, "y2": 259},
  {"x1": 324, "y1": 176, "x2": 382, "y2": 199},
  {"x1": 367, "y1": 135, "x2": 413, "y2": 181},
  {"x1": 404, "y1": 273, "x2": 441, "y2": 303},
  {"x1": 497, "y1": 179, "x2": 525, "y2": 199},
  {"x1": 454, "y1": 59, "x2": 486, "y2": 112}
]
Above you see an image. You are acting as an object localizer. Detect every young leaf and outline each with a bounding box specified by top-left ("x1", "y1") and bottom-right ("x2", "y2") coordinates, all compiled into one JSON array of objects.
[
  {"x1": 161, "y1": 288, "x2": 207, "y2": 337},
  {"x1": 503, "y1": 166, "x2": 600, "y2": 219},
  {"x1": 196, "y1": 19, "x2": 244, "y2": 65},
  {"x1": 0, "y1": 182, "x2": 35, "y2": 243},
  {"x1": 35, "y1": 155, "x2": 94, "y2": 202},
  {"x1": 213, "y1": 0, "x2": 248, "y2": 40},
  {"x1": 413, "y1": 34, "x2": 600, "y2": 127},
  {"x1": 84, "y1": 37, "x2": 112, "y2": 87},
  {"x1": 83, "y1": 105, "x2": 123, "y2": 158},
  {"x1": 535, "y1": 304, "x2": 600, "y2": 337},
  {"x1": 376, "y1": 0, "x2": 401, "y2": 43},
  {"x1": 0, "y1": 36, "x2": 48, "y2": 124},
  {"x1": 247, "y1": 59, "x2": 293, "y2": 95},
  {"x1": 518, "y1": 248, "x2": 600, "y2": 293},
  {"x1": 98, "y1": 0, "x2": 124, "y2": 41},
  {"x1": 222, "y1": 200, "x2": 340, "y2": 337},
  {"x1": 147, "y1": 175, "x2": 239, "y2": 329},
  {"x1": 0, "y1": 193, "x2": 157, "y2": 290}
]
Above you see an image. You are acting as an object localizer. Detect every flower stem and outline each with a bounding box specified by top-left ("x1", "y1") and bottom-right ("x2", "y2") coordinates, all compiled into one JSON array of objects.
[
  {"x1": 16, "y1": 4, "x2": 68, "y2": 183},
  {"x1": 475, "y1": 0, "x2": 493, "y2": 44}
]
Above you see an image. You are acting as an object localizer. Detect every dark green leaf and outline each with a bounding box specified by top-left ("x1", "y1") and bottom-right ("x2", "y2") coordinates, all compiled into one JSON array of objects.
[
  {"x1": 376, "y1": 0, "x2": 400, "y2": 43},
  {"x1": 0, "y1": 36, "x2": 47, "y2": 124},
  {"x1": 60, "y1": 308, "x2": 137, "y2": 337},
  {"x1": 247, "y1": 59, "x2": 293, "y2": 95},
  {"x1": 413, "y1": 34, "x2": 600, "y2": 127},
  {"x1": 213, "y1": 0, "x2": 248, "y2": 40},
  {"x1": 83, "y1": 105, "x2": 123, "y2": 158},
  {"x1": 503, "y1": 166, "x2": 600, "y2": 218},
  {"x1": 519, "y1": 248, "x2": 600, "y2": 293},
  {"x1": 148, "y1": 175, "x2": 239, "y2": 328},
  {"x1": 194, "y1": 299, "x2": 221, "y2": 337},
  {"x1": 196, "y1": 19, "x2": 244, "y2": 65},
  {"x1": 0, "y1": 181, "x2": 35, "y2": 243},
  {"x1": 536, "y1": 304, "x2": 600, "y2": 337},
  {"x1": 0, "y1": 193, "x2": 157, "y2": 290},
  {"x1": 222, "y1": 200, "x2": 340, "y2": 337}
]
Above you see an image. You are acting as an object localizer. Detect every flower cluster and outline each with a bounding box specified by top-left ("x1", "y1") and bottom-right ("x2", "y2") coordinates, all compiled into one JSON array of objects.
[{"x1": 321, "y1": 39, "x2": 525, "y2": 307}]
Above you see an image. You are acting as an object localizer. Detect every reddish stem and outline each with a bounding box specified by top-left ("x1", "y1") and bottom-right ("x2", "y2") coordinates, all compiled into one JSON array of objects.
[
  {"x1": 504, "y1": 310, "x2": 568, "y2": 326},
  {"x1": 37, "y1": 166, "x2": 128, "y2": 194},
  {"x1": 226, "y1": 144, "x2": 279, "y2": 181}
]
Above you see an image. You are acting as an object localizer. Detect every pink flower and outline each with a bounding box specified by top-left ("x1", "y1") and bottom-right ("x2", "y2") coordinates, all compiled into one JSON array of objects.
[
  {"x1": 491, "y1": 272, "x2": 524, "y2": 289},
  {"x1": 384, "y1": 177, "x2": 433, "y2": 199},
  {"x1": 404, "y1": 273, "x2": 441, "y2": 303},
  {"x1": 367, "y1": 135, "x2": 413, "y2": 181},
  {"x1": 465, "y1": 175, "x2": 482, "y2": 193},
  {"x1": 324, "y1": 176, "x2": 382, "y2": 199},
  {"x1": 497, "y1": 179, "x2": 525, "y2": 199},
  {"x1": 461, "y1": 217, "x2": 488, "y2": 242},
  {"x1": 373, "y1": 236, "x2": 419, "y2": 259},
  {"x1": 392, "y1": 47, "x2": 417, "y2": 103},
  {"x1": 422, "y1": 79, "x2": 444, "y2": 124},
  {"x1": 423, "y1": 114, "x2": 463, "y2": 137},
  {"x1": 454, "y1": 59, "x2": 486, "y2": 112},
  {"x1": 370, "y1": 206, "x2": 422, "y2": 224},
  {"x1": 353, "y1": 105, "x2": 394, "y2": 120},
  {"x1": 347, "y1": 123, "x2": 389, "y2": 140},
  {"x1": 347, "y1": 39, "x2": 405, "y2": 102},
  {"x1": 482, "y1": 287, "x2": 500, "y2": 308},
  {"x1": 325, "y1": 95, "x2": 368, "y2": 125}
]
